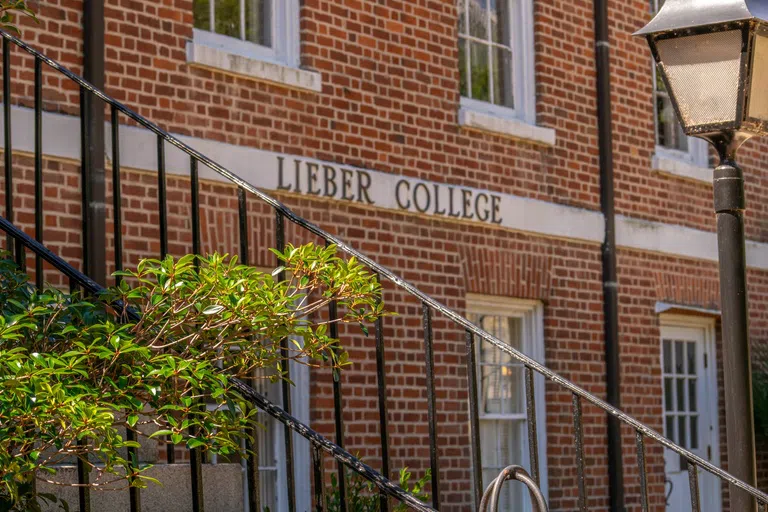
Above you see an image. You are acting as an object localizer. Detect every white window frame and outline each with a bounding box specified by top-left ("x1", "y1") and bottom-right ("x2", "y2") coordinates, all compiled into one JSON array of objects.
[
  {"x1": 459, "y1": 0, "x2": 537, "y2": 125},
  {"x1": 466, "y1": 294, "x2": 548, "y2": 509},
  {"x1": 193, "y1": 0, "x2": 300, "y2": 68},
  {"x1": 650, "y1": 0, "x2": 708, "y2": 169}
]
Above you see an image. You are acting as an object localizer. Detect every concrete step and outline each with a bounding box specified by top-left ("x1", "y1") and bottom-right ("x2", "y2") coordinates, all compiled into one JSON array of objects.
[{"x1": 37, "y1": 463, "x2": 244, "y2": 512}]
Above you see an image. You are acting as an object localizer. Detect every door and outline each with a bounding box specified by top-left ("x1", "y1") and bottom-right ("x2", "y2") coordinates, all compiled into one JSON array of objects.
[{"x1": 661, "y1": 319, "x2": 721, "y2": 511}]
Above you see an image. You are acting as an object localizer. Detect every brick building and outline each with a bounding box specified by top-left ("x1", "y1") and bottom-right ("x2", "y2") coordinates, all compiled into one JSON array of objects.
[{"x1": 2, "y1": 0, "x2": 768, "y2": 510}]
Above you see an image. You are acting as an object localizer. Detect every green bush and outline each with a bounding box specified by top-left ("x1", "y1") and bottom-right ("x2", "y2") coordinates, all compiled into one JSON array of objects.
[
  {"x1": 326, "y1": 465, "x2": 431, "y2": 512},
  {"x1": 0, "y1": 245, "x2": 382, "y2": 510}
]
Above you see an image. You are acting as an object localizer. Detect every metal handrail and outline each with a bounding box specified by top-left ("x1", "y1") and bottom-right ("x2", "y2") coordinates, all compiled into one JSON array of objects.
[
  {"x1": 479, "y1": 466, "x2": 548, "y2": 512},
  {"x1": 1, "y1": 26, "x2": 767, "y2": 509}
]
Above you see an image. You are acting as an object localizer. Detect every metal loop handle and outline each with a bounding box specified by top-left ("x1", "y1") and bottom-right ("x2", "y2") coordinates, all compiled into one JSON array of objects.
[{"x1": 478, "y1": 465, "x2": 549, "y2": 512}]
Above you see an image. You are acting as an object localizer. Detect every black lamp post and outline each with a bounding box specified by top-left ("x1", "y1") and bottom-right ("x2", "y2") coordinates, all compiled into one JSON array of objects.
[{"x1": 636, "y1": 1, "x2": 768, "y2": 510}]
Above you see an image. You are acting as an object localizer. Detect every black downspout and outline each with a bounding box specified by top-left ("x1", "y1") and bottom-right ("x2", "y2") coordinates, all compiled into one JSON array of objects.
[
  {"x1": 83, "y1": 0, "x2": 106, "y2": 285},
  {"x1": 594, "y1": 0, "x2": 625, "y2": 510}
]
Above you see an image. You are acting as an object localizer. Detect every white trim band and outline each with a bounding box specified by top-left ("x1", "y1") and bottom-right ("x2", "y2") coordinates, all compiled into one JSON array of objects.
[{"x1": 5, "y1": 105, "x2": 768, "y2": 270}]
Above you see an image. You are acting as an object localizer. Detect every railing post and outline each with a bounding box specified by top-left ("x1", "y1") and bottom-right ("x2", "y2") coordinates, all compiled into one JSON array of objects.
[
  {"x1": 275, "y1": 211, "x2": 296, "y2": 512},
  {"x1": 422, "y1": 304, "x2": 441, "y2": 509},
  {"x1": 3, "y1": 38, "x2": 12, "y2": 255},
  {"x1": 238, "y1": 187, "x2": 262, "y2": 512},
  {"x1": 34, "y1": 56, "x2": 42, "y2": 289},
  {"x1": 376, "y1": 279, "x2": 391, "y2": 512},
  {"x1": 572, "y1": 394, "x2": 587, "y2": 511},
  {"x1": 327, "y1": 240, "x2": 347, "y2": 512},
  {"x1": 466, "y1": 330, "x2": 483, "y2": 511},
  {"x1": 635, "y1": 431, "x2": 649, "y2": 512}
]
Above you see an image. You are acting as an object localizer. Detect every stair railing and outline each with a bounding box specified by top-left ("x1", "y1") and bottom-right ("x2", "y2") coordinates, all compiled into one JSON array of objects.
[{"x1": 1, "y1": 28, "x2": 767, "y2": 512}]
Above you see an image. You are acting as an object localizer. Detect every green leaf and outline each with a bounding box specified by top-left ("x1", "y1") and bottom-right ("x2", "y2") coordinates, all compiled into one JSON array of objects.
[
  {"x1": 202, "y1": 305, "x2": 225, "y2": 315},
  {"x1": 149, "y1": 430, "x2": 174, "y2": 439}
]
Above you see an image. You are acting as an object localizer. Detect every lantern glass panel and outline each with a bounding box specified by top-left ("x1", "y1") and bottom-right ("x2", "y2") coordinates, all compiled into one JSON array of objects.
[
  {"x1": 656, "y1": 29, "x2": 743, "y2": 129},
  {"x1": 749, "y1": 33, "x2": 768, "y2": 121}
]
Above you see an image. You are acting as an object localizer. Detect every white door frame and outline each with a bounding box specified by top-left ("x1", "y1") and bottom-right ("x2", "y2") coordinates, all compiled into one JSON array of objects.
[{"x1": 659, "y1": 314, "x2": 721, "y2": 509}]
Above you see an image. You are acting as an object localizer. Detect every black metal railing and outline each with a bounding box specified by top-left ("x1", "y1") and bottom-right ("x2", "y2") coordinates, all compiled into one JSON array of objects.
[
  {"x1": 1, "y1": 27, "x2": 768, "y2": 512},
  {"x1": 0, "y1": 214, "x2": 436, "y2": 512}
]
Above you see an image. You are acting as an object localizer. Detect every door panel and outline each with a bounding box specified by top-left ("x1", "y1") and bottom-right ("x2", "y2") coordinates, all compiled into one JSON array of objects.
[{"x1": 661, "y1": 323, "x2": 720, "y2": 512}]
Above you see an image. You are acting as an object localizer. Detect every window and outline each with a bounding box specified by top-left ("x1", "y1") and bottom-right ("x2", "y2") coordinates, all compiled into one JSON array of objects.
[
  {"x1": 192, "y1": 0, "x2": 300, "y2": 68},
  {"x1": 651, "y1": 0, "x2": 708, "y2": 166},
  {"x1": 251, "y1": 375, "x2": 281, "y2": 510},
  {"x1": 194, "y1": 0, "x2": 271, "y2": 47},
  {"x1": 467, "y1": 296, "x2": 547, "y2": 512},
  {"x1": 458, "y1": 0, "x2": 536, "y2": 124}
]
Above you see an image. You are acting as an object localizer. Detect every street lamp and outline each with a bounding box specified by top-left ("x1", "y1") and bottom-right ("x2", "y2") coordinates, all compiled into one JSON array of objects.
[{"x1": 636, "y1": 1, "x2": 768, "y2": 510}]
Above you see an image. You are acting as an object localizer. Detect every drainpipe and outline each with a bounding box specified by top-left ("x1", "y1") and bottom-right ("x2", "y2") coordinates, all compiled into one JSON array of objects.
[
  {"x1": 83, "y1": 0, "x2": 106, "y2": 285},
  {"x1": 594, "y1": 0, "x2": 625, "y2": 509}
]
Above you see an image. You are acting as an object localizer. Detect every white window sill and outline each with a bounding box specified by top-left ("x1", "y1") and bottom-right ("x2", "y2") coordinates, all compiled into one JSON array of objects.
[
  {"x1": 458, "y1": 107, "x2": 556, "y2": 146},
  {"x1": 186, "y1": 42, "x2": 322, "y2": 93},
  {"x1": 652, "y1": 153, "x2": 711, "y2": 185}
]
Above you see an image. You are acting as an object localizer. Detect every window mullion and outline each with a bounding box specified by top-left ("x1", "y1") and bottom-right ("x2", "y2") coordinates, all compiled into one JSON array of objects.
[
  {"x1": 486, "y1": 0, "x2": 495, "y2": 104},
  {"x1": 210, "y1": 0, "x2": 215, "y2": 32},
  {"x1": 465, "y1": 0, "x2": 472, "y2": 99},
  {"x1": 240, "y1": 0, "x2": 246, "y2": 40}
]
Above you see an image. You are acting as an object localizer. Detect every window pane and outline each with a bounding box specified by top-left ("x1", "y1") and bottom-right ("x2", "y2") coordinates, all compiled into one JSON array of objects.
[
  {"x1": 194, "y1": 0, "x2": 211, "y2": 31},
  {"x1": 501, "y1": 316, "x2": 522, "y2": 350},
  {"x1": 479, "y1": 317, "x2": 513, "y2": 364},
  {"x1": 675, "y1": 341, "x2": 684, "y2": 374},
  {"x1": 215, "y1": 0, "x2": 240, "y2": 38},
  {"x1": 490, "y1": 0, "x2": 509, "y2": 44},
  {"x1": 677, "y1": 378, "x2": 685, "y2": 411},
  {"x1": 663, "y1": 340, "x2": 672, "y2": 373},
  {"x1": 480, "y1": 420, "x2": 524, "y2": 511},
  {"x1": 678, "y1": 416, "x2": 687, "y2": 448},
  {"x1": 481, "y1": 364, "x2": 503, "y2": 414},
  {"x1": 260, "y1": 468, "x2": 278, "y2": 511},
  {"x1": 458, "y1": 0, "x2": 467, "y2": 35},
  {"x1": 664, "y1": 378, "x2": 674, "y2": 411},
  {"x1": 468, "y1": 0, "x2": 487, "y2": 39},
  {"x1": 687, "y1": 342, "x2": 696, "y2": 375},
  {"x1": 493, "y1": 46, "x2": 513, "y2": 108},
  {"x1": 253, "y1": 371, "x2": 279, "y2": 511},
  {"x1": 459, "y1": 38, "x2": 469, "y2": 97},
  {"x1": 246, "y1": 0, "x2": 271, "y2": 47},
  {"x1": 690, "y1": 415, "x2": 699, "y2": 449},
  {"x1": 656, "y1": 91, "x2": 689, "y2": 152},
  {"x1": 480, "y1": 420, "x2": 499, "y2": 467},
  {"x1": 497, "y1": 422, "x2": 523, "y2": 510},
  {"x1": 666, "y1": 415, "x2": 676, "y2": 443},
  {"x1": 470, "y1": 41, "x2": 491, "y2": 102},
  {"x1": 689, "y1": 379, "x2": 697, "y2": 412},
  {"x1": 506, "y1": 365, "x2": 525, "y2": 414}
]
